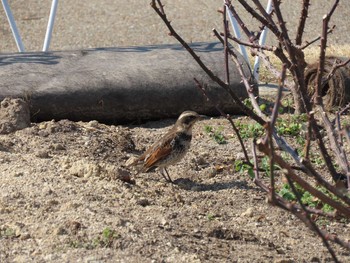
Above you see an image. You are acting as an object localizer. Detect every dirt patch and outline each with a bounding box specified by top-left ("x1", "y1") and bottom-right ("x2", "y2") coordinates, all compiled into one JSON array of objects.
[
  {"x1": 0, "y1": 102, "x2": 349, "y2": 262},
  {"x1": 0, "y1": 98, "x2": 30, "y2": 134}
]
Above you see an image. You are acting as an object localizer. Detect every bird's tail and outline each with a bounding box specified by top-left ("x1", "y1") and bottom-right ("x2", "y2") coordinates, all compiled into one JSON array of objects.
[{"x1": 125, "y1": 156, "x2": 139, "y2": 167}]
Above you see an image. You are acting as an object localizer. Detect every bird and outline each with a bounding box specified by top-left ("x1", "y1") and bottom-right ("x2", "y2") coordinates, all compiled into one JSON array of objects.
[{"x1": 126, "y1": 111, "x2": 205, "y2": 183}]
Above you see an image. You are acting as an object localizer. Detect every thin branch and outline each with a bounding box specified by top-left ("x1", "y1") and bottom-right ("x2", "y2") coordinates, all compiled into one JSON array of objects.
[
  {"x1": 301, "y1": 159, "x2": 350, "y2": 205},
  {"x1": 225, "y1": 0, "x2": 256, "y2": 41},
  {"x1": 272, "y1": 0, "x2": 292, "y2": 44},
  {"x1": 251, "y1": 0, "x2": 276, "y2": 27},
  {"x1": 213, "y1": 29, "x2": 266, "y2": 120},
  {"x1": 303, "y1": 112, "x2": 313, "y2": 160},
  {"x1": 314, "y1": 0, "x2": 340, "y2": 104},
  {"x1": 301, "y1": 25, "x2": 336, "y2": 50},
  {"x1": 323, "y1": 57, "x2": 350, "y2": 85},
  {"x1": 223, "y1": 5, "x2": 230, "y2": 85},
  {"x1": 194, "y1": 78, "x2": 251, "y2": 165},
  {"x1": 252, "y1": 141, "x2": 260, "y2": 177},
  {"x1": 267, "y1": 122, "x2": 276, "y2": 203},
  {"x1": 256, "y1": 139, "x2": 350, "y2": 218},
  {"x1": 236, "y1": 0, "x2": 281, "y2": 41},
  {"x1": 270, "y1": 64, "x2": 286, "y2": 126},
  {"x1": 225, "y1": 33, "x2": 275, "y2": 52},
  {"x1": 150, "y1": 0, "x2": 266, "y2": 126},
  {"x1": 283, "y1": 173, "x2": 339, "y2": 262},
  {"x1": 255, "y1": 178, "x2": 349, "y2": 250},
  {"x1": 295, "y1": 0, "x2": 311, "y2": 45}
]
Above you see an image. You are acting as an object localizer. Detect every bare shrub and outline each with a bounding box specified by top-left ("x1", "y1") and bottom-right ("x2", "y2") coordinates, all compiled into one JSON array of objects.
[{"x1": 151, "y1": 0, "x2": 350, "y2": 261}]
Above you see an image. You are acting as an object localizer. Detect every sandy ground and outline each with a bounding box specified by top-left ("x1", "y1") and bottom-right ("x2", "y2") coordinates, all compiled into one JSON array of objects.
[
  {"x1": 1, "y1": 104, "x2": 350, "y2": 262},
  {"x1": 1, "y1": 1, "x2": 350, "y2": 262}
]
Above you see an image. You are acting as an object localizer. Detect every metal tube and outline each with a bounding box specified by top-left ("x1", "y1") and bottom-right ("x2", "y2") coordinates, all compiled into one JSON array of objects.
[
  {"x1": 42, "y1": 0, "x2": 59, "y2": 51},
  {"x1": 1, "y1": 0, "x2": 25, "y2": 52},
  {"x1": 253, "y1": 0, "x2": 273, "y2": 82},
  {"x1": 226, "y1": 7, "x2": 250, "y2": 69}
]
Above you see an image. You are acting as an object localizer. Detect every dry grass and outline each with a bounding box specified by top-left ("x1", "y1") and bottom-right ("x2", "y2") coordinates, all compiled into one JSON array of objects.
[{"x1": 252, "y1": 44, "x2": 350, "y2": 83}]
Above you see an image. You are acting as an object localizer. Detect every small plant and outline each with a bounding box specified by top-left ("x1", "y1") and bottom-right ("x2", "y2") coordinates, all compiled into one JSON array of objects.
[
  {"x1": 234, "y1": 160, "x2": 254, "y2": 178},
  {"x1": 276, "y1": 119, "x2": 302, "y2": 136},
  {"x1": 99, "y1": 227, "x2": 120, "y2": 248},
  {"x1": 243, "y1": 98, "x2": 253, "y2": 110},
  {"x1": 236, "y1": 122, "x2": 265, "y2": 139},
  {"x1": 276, "y1": 114, "x2": 307, "y2": 137},
  {"x1": 204, "y1": 125, "x2": 227, "y2": 144},
  {"x1": 68, "y1": 227, "x2": 120, "y2": 249},
  {"x1": 278, "y1": 184, "x2": 342, "y2": 213},
  {"x1": 207, "y1": 213, "x2": 216, "y2": 221},
  {"x1": 0, "y1": 227, "x2": 17, "y2": 239},
  {"x1": 278, "y1": 184, "x2": 296, "y2": 201}
]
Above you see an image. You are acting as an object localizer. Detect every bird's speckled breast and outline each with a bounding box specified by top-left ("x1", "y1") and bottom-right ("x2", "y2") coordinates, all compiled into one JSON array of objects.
[{"x1": 160, "y1": 132, "x2": 192, "y2": 166}]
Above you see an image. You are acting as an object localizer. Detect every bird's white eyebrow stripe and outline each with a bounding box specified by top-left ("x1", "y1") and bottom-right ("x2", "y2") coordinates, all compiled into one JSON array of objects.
[{"x1": 178, "y1": 112, "x2": 198, "y2": 120}]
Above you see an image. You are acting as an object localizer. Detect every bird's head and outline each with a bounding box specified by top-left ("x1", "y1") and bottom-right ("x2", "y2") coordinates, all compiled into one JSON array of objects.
[{"x1": 175, "y1": 111, "x2": 205, "y2": 133}]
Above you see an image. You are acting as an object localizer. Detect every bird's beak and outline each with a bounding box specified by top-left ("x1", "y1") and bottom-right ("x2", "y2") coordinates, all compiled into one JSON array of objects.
[{"x1": 198, "y1": 114, "x2": 207, "y2": 120}]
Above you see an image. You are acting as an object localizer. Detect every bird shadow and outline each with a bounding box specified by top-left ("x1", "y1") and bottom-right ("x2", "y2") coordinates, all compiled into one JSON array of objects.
[{"x1": 172, "y1": 178, "x2": 258, "y2": 192}]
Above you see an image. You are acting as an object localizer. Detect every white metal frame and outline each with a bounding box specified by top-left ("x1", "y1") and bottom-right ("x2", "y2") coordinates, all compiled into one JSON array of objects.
[
  {"x1": 1, "y1": 0, "x2": 59, "y2": 52},
  {"x1": 225, "y1": 0, "x2": 273, "y2": 83}
]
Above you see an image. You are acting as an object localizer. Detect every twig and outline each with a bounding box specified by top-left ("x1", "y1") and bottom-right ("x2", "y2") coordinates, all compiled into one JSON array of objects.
[
  {"x1": 314, "y1": 0, "x2": 340, "y2": 104},
  {"x1": 194, "y1": 78, "x2": 251, "y2": 165},
  {"x1": 256, "y1": 139, "x2": 350, "y2": 218},
  {"x1": 251, "y1": 0, "x2": 276, "y2": 27},
  {"x1": 295, "y1": 0, "x2": 310, "y2": 45},
  {"x1": 224, "y1": 0, "x2": 256, "y2": 41},
  {"x1": 272, "y1": 0, "x2": 292, "y2": 44},
  {"x1": 254, "y1": 176, "x2": 349, "y2": 250},
  {"x1": 301, "y1": 25, "x2": 336, "y2": 50},
  {"x1": 236, "y1": 0, "x2": 281, "y2": 41},
  {"x1": 270, "y1": 64, "x2": 286, "y2": 126},
  {"x1": 150, "y1": 0, "x2": 265, "y2": 126},
  {"x1": 323, "y1": 57, "x2": 350, "y2": 85},
  {"x1": 337, "y1": 102, "x2": 350, "y2": 117},
  {"x1": 266, "y1": 64, "x2": 286, "y2": 204},
  {"x1": 225, "y1": 33, "x2": 275, "y2": 52},
  {"x1": 223, "y1": 5, "x2": 230, "y2": 85},
  {"x1": 267, "y1": 122, "x2": 276, "y2": 203},
  {"x1": 213, "y1": 29, "x2": 266, "y2": 120},
  {"x1": 303, "y1": 112, "x2": 313, "y2": 160},
  {"x1": 252, "y1": 140, "x2": 260, "y2": 179},
  {"x1": 312, "y1": 0, "x2": 350, "y2": 181},
  {"x1": 282, "y1": 170, "x2": 339, "y2": 262}
]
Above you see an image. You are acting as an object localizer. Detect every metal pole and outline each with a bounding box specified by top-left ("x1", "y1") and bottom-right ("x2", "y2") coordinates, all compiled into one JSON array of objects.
[
  {"x1": 1, "y1": 0, "x2": 25, "y2": 52},
  {"x1": 42, "y1": 0, "x2": 59, "y2": 51},
  {"x1": 253, "y1": 0, "x2": 273, "y2": 83},
  {"x1": 225, "y1": 7, "x2": 250, "y2": 69}
]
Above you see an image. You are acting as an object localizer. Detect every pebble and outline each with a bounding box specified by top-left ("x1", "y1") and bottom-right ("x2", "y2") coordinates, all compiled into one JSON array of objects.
[
  {"x1": 35, "y1": 150, "x2": 50, "y2": 159},
  {"x1": 240, "y1": 207, "x2": 254, "y2": 217}
]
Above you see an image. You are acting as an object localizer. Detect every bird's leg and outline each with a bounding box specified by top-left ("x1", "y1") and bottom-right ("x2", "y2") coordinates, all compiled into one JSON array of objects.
[{"x1": 160, "y1": 167, "x2": 173, "y2": 183}]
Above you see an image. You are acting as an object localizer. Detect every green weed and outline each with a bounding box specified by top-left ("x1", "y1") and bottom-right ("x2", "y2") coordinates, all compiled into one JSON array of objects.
[
  {"x1": 236, "y1": 122, "x2": 265, "y2": 139},
  {"x1": 204, "y1": 125, "x2": 227, "y2": 144},
  {"x1": 278, "y1": 183, "x2": 341, "y2": 213},
  {"x1": 234, "y1": 160, "x2": 254, "y2": 178}
]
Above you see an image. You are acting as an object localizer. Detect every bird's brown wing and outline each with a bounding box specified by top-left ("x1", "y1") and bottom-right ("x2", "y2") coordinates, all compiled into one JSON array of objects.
[
  {"x1": 141, "y1": 131, "x2": 175, "y2": 170},
  {"x1": 143, "y1": 143, "x2": 172, "y2": 169}
]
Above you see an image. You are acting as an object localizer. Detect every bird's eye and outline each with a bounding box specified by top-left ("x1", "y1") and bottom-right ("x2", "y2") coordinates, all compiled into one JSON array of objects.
[{"x1": 184, "y1": 116, "x2": 196, "y2": 125}]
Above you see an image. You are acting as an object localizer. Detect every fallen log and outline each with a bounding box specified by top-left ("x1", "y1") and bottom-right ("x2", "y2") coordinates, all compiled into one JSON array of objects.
[{"x1": 0, "y1": 42, "x2": 253, "y2": 123}]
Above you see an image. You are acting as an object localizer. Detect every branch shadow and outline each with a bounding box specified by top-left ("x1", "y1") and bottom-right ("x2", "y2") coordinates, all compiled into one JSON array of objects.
[
  {"x1": 0, "y1": 53, "x2": 61, "y2": 66},
  {"x1": 173, "y1": 178, "x2": 260, "y2": 192},
  {"x1": 91, "y1": 41, "x2": 223, "y2": 53}
]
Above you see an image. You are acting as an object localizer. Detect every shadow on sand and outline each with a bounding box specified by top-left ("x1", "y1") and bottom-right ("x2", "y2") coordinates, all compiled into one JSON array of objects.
[{"x1": 172, "y1": 178, "x2": 259, "y2": 192}]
